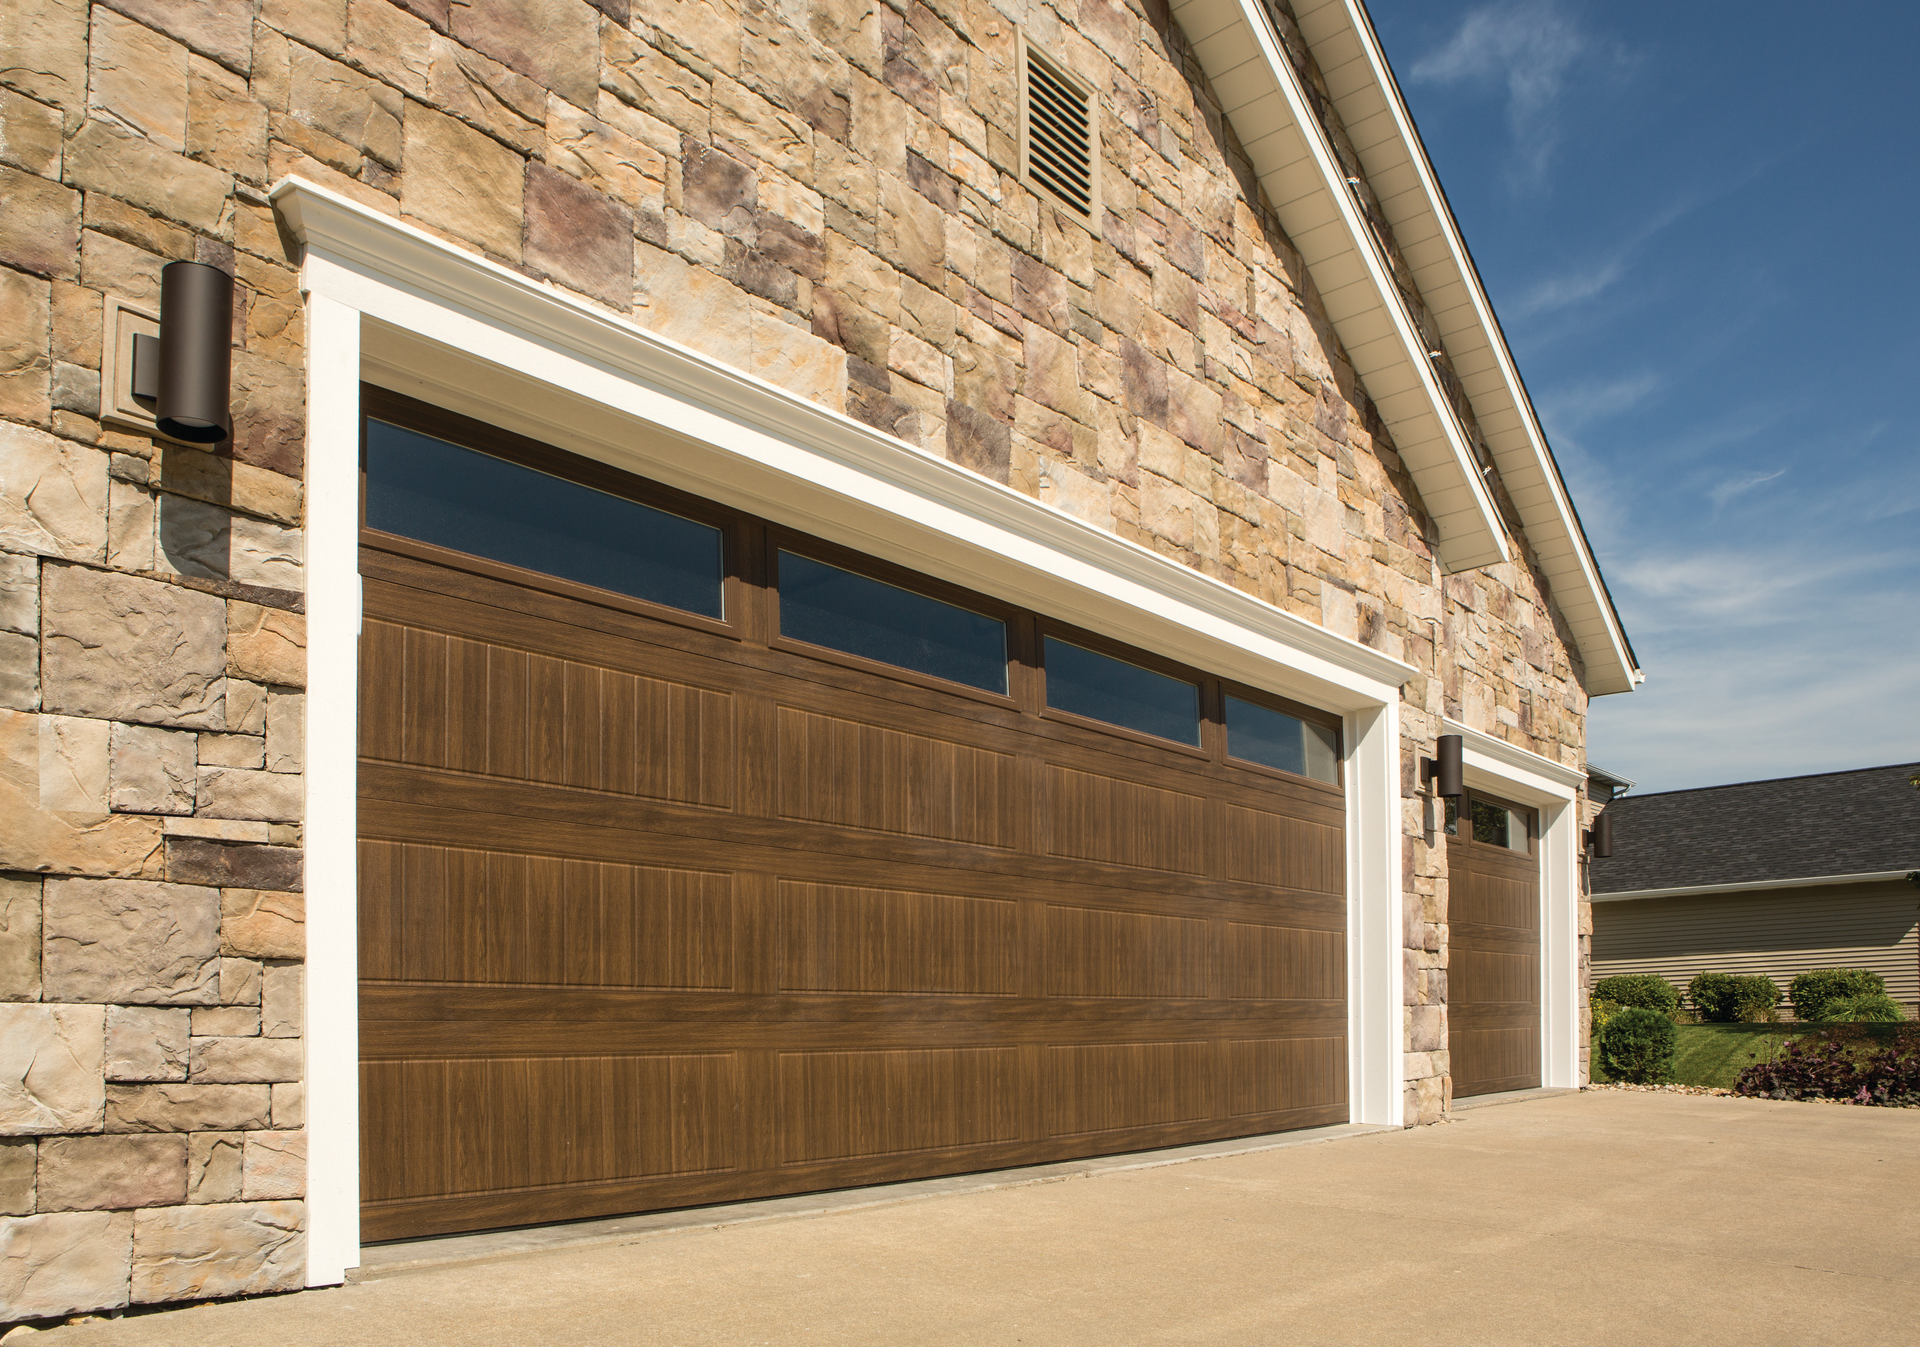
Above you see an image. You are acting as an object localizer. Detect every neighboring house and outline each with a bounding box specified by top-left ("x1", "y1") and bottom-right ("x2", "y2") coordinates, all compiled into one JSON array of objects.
[
  {"x1": 1590, "y1": 764, "x2": 1920, "y2": 1013},
  {"x1": 0, "y1": 0, "x2": 1640, "y2": 1323}
]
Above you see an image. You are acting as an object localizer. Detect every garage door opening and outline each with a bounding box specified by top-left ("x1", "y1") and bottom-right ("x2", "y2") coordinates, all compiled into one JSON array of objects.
[
  {"x1": 1447, "y1": 790, "x2": 1542, "y2": 1098},
  {"x1": 355, "y1": 389, "x2": 1351, "y2": 1240}
]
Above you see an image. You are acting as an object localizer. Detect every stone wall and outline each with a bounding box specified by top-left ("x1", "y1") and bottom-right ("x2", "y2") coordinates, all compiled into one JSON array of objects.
[{"x1": 1, "y1": 0, "x2": 1595, "y2": 1321}]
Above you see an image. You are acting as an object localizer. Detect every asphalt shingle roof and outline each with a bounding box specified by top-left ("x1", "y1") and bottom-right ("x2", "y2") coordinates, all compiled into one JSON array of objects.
[{"x1": 1589, "y1": 762, "x2": 1920, "y2": 895}]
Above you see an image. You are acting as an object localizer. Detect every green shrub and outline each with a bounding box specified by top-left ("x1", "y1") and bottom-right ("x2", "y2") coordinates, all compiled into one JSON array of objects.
[
  {"x1": 1591, "y1": 974, "x2": 1680, "y2": 1016},
  {"x1": 1590, "y1": 998, "x2": 1624, "y2": 1038},
  {"x1": 1597, "y1": 1007, "x2": 1678, "y2": 1083},
  {"x1": 1820, "y1": 993, "x2": 1907, "y2": 1024},
  {"x1": 1689, "y1": 972, "x2": 1782, "y2": 1023},
  {"x1": 1789, "y1": 969, "x2": 1886, "y2": 1022}
]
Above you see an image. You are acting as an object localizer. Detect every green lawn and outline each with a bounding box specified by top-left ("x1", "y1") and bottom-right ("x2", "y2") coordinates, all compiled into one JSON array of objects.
[{"x1": 1591, "y1": 1023, "x2": 1795, "y2": 1089}]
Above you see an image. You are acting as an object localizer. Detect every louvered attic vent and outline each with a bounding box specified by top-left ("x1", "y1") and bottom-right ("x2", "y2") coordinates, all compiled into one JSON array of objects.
[{"x1": 1023, "y1": 46, "x2": 1096, "y2": 220}]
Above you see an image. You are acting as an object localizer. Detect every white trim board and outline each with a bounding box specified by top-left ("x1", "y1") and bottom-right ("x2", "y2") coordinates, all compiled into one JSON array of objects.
[
  {"x1": 274, "y1": 175, "x2": 1413, "y2": 1283},
  {"x1": 1441, "y1": 718, "x2": 1583, "y2": 1094},
  {"x1": 1593, "y1": 871, "x2": 1918, "y2": 903}
]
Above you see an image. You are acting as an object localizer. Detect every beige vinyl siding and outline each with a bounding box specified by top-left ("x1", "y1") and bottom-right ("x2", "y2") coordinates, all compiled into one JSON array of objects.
[{"x1": 1591, "y1": 881, "x2": 1920, "y2": 1013}]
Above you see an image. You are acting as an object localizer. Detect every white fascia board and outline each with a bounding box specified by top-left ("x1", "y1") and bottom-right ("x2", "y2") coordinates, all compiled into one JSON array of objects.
[
  {"x1": 1167, "y1": 0, "x2": 1508, "y2": 577},
  {"x1": 1307, "y1": 0, "x2": 1642, "y2": 697},
  {"x1": 270, "y1": 176, "x2": 1415, "y2": 710},
  {"x1": 1443, "y1": 718, "x2": 1586, "y2": 800},
  {"x1": 1592, "y1": 872, "x2": 1917, "y2": 903}
]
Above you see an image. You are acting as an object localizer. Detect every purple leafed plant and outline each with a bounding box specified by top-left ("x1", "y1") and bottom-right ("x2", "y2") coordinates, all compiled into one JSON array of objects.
[{"x1": 1732, "y1": 1024, "x2": 1920, "y2": 1106}]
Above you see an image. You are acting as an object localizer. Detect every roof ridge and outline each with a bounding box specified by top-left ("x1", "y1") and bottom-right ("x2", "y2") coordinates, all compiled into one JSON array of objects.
[{"x1": 1615, "y1": 762, "x2": 1920, "y2": 800}]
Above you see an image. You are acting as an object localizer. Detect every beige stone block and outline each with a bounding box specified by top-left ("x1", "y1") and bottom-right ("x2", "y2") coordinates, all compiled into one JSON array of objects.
[
  {"x1": 0, "y1": 1136, "x2": 34, "y2": 1214},
  {"x1": 0, "y1": 1003, "x2": 105, "y2": 1135},
  {"x1": 264, "y1": 691, "x2": 301, "y2": 774},
  {"x1": 0, "y1": 0, "x2": 90, "y2": 111},
  {"x1": 0, "y1": 164, "x2": 80, "y2": 278},
  {"x1": 0, "y1": 552, "x2": 36, "y2": 636},
  {"x1": 240, "y1": 1129, "x2": 303, "y2": 1200},
  {"x1": 217, "y1": 958, "x2": 261, "y2": 1007},
  {"x1": 88, "y1": 6, "x2": 191, "y2": 151},
  {"x1": 37, "y1": 1134, "x2": 187, "y2": 1210},
  {"x1": 35, "y1": 713, "x2": 106, "y2": 815},
  {"x1": 105, "y1": 1083, "x2": 268, "y2": 1133},
  {"x1": 713, "y1": 74, "x2": 812, "y2": 180},
  {"x1": 0, "y1": 422, "x2": 107, "y2": 561},
  {"x1": 881, "y1": 174, "x2": 944, "y2": 287},
  {"x1": 191, "y1": 1006, "x2": 259, "y2": 1038},
  {"x1": 0, "y1": 1209, "x2": 133, "y2": 1320},
  {"x1": 130, "y1": 1199, "x2": 303, "y2": 1304},
  {"x1": 225, "y1": 680, "x2": 267, "y2": 736},
  {"x1": 197, "y1": 733, "x2": 265, "y2": 771},
  {"x1": 0, "y1": 875, "x2": 41, "y2": 1001},
  {"x1": 399, "y1": 106, "x2": 524, "y2": 261},
  {"x1": 154, "y1": 444, "x2": 303, "y2": 527},
  {"x1": 425, "y1": 34, "x2": 545, "y2": 156},
  {"x1": 188, "y1": 1037, "x2": 300, "y2": 1085},
  {"x1": 157, "y1": 495, "x2": 305, "y2": 592},
  {"x1": 269, "y1": 1082, "x2": 303, "y2": 1129},
  {"x1": 161, "y1": 816, "x2": 269, "y2": 844},
  {"x1": 224, "y1": 604, "x2": 302, "y2": 691},
  {"x1": 0, "y1": 89, "x2": 61, "y2": 176},
  {"x1": 102, "y1": 0, "x2": 253, "y2": 73},
  {"x1": 0, "y1": 710, "x2": 165, "y2": 877},
  {"x1": 109, "y1": 722, "x2": 197, "y2": 815},
  {"x1": 105, "y1": 1006, "x2": 190, "y2": 1083},
  {"x1": 547, "y1": 97, "x2": 664, "y2": 211},
  {"x1": 195, "y1": 766, "x2": 301, "y2": 823},
  {"x1": 261, "y1": 964, "x2": 301, "y2": 1039},
  {"x1": 600, "y1": 23, "x2": 709, "y2": 136},
  {"x1": 107, "y1": 476, "x2": 156, "y2": 572},
  {"x1": 41, "y1": 567, "x2": 227, "y2": 729},
  {"x1": 0, "y1": 267, "x2": 52, "y2": 422},
  {"x1": 346, "y1": 0, "x2": 432, "y2": 98},
  {"x1": 219, "y1": 889, "x2": 303, "y2": 960},
  {"x1": 64, "y1": 120, "x2": 232, "y2": 233},
  {"x1": 186, "y1": 1131, "x2": 242, "y2": 1203},
  {"x1": 0, "y1": 630, "x2": 38, "y2": 711},
  {"x1": 632, "y1": 241, "x2": 753, "y2": 364},
  {"x1": 289, "y1": 45, "x2": 402, "y2": 168},
  {"x1": 747, "y1": 309, "x2": 847, "y2": 413},
  {"x1": 41, "y1": 878, "x2": 220, "y2": 1005},
  {"x1": 261, "y1": 0, "x2": 346, "y2": 53},
  {"x1": 186, "y1": 53, "x2": 267, "y2": 184}
]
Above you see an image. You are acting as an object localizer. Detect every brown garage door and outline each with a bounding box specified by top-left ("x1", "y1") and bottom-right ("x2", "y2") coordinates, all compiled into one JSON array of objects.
[
  {"x1": 1449, "y1": 790, "x2": 1541, "y2": 1098},
  {"x1": 355, "y1": 391, "x2": 1348, "y2": 1241}
]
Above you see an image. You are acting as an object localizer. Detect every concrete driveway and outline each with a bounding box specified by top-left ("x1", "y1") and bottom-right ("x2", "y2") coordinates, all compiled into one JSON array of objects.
[{"x1": 23, "y1": 1090, "x2": 1919, "y2": 1347}]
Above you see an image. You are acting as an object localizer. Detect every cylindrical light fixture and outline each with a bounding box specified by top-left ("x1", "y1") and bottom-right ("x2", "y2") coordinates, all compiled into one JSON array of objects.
[
  {"x1": 156, "y1": 260, "x2": 233, "y2": 444},
  {"x1": 1588, "y1": 811, "x2": 1614, "y2": 858},
  {"x1": 1426, "y1": 733, "x2": 1463, "y2": 799}
]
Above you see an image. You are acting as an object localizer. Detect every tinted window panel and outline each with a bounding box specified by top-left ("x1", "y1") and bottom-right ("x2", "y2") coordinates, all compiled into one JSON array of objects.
[
  {"x1": 1043, "y1": 636, "x2": 1199, "y2": 745},
  {"x1": 1471, "y1": 800, "x2": 1529, "y2": 852},
  {"x1": 778, "y1": 551, "x2": 1008, "y2": 693},
  {"x1": 1225, "y1": 696, "x2": 1339, "y2": 784},
  {"x1": 364, "y1": 419, "x2": 724, "y2": 618}
]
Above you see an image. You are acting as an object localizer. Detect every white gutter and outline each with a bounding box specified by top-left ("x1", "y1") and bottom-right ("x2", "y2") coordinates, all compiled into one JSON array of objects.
[{"x1": 1592, "y1": 871, "x2": 1919, "y2": 903}]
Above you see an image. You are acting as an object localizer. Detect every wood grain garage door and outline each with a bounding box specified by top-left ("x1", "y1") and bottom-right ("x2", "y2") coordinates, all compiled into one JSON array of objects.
[
  {"x1": 1449, "y1": 791, "x2": 1541, "y2": 1098},
  {"x1": 355, "y1": 393, "x2": 1348, "y2": 1241}
]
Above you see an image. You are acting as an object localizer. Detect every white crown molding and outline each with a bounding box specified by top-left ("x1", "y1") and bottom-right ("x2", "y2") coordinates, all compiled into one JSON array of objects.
[
  {"x1": 1592, "y1": 871, "x2": 1916, "y2": 903},
  {"x1": 1443, "y1": 717, "x2": 1586, "y2": 796},
  {"x1": 269, "y1": 176, "x2": 1417, "y2": 698}
]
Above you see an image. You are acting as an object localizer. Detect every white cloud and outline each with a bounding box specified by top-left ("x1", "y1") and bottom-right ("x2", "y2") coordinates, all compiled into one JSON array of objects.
[
  {"x1": 1536, "y1": 370, "x2": 1662, "y2": 433},
  {"x1": 1409, "y1": 0, "x2": 1621, "y2": 190},
  {"x1": 1706, "y1": 467, "x2": 1786, "y2": 511}
]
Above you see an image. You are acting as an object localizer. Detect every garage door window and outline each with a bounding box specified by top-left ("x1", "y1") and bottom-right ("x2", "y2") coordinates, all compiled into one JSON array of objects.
[
  {"x1": 778, "y1": 551, "x2": 1009, "y2": 693},
  {"x1": 1224, "y1": 696, "x2": 1339, "y2": 784},
  {"x1": 364, "y1": 418, "x2": 726, "y2": 618},
  {"x1": 1043, "y1": 636, "x2": 1200, "y2": 746}
]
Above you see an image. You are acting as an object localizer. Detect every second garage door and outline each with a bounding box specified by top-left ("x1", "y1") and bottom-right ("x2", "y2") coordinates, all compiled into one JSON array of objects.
[
  {"x1": 355, "y1": 391, "x2": 1350, "y2": 1240},
  {"x1": 1449, "y1": 790, "x2": 1541, "y2": 1098}
]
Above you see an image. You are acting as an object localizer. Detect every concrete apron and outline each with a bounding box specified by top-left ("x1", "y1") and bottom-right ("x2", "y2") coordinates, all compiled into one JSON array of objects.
[{"x1": 24, "y1": 1090, "x2": 1920, "y2": 1347}]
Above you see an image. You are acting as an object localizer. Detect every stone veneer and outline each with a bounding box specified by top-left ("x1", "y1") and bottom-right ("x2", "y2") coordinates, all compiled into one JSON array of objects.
[{"x1": 0, "y1": 0, "x2": 1604, "y2": 1322}]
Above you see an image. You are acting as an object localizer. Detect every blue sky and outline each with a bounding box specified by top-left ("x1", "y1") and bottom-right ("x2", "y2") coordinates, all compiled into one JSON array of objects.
[{"x1": 1365, "y1": 0, "x2": 1920, "y2": 791}]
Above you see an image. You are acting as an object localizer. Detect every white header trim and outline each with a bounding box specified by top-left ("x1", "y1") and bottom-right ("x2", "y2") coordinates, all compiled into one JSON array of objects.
[
  {"x1": 1593, "y1": 872, "x2": 1917, "y2": 903},
  {"x1": 1443, "y1": 718, "x2": 1585, "y2": 799}
]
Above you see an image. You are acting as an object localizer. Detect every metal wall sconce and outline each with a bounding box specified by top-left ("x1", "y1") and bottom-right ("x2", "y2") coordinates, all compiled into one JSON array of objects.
[
  {"x1": 1421, "y1": 733, "x2": 1463, "y2": 798},
  {"x1": 129, "y1": 261, "x2": 233, "y2": 445},
  {"x1": 1584, "y1": 812, "x2": 1613, "y2": 858}
]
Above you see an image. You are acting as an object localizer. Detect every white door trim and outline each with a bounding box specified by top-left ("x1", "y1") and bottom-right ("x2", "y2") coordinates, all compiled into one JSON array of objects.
[
  {"x1": 278, "y1": 175, "x2": 1414, "y2": 1283},
  {"x1": 1442, "y1": 719, "x2": 1584, "y2": 1093}
]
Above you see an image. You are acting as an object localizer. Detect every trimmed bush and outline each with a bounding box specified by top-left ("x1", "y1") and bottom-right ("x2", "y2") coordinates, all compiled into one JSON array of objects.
[
  {"x1": 1821, "y1": 993, "x2": 1907, "y2": 1024},
  {"x1": 1591, "y1": 974, "x2": 1680, "y2": 1016},
  {"x1": 1688, "y1": 972, "x2": 1783, "y2": 1023},
  {"x1": 1788, "y1": 968, "x2": 1886, "y2": 1022},
  {"x1": 1597, "y1": 1006, "x2": 1677, "y2": 1083}
]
